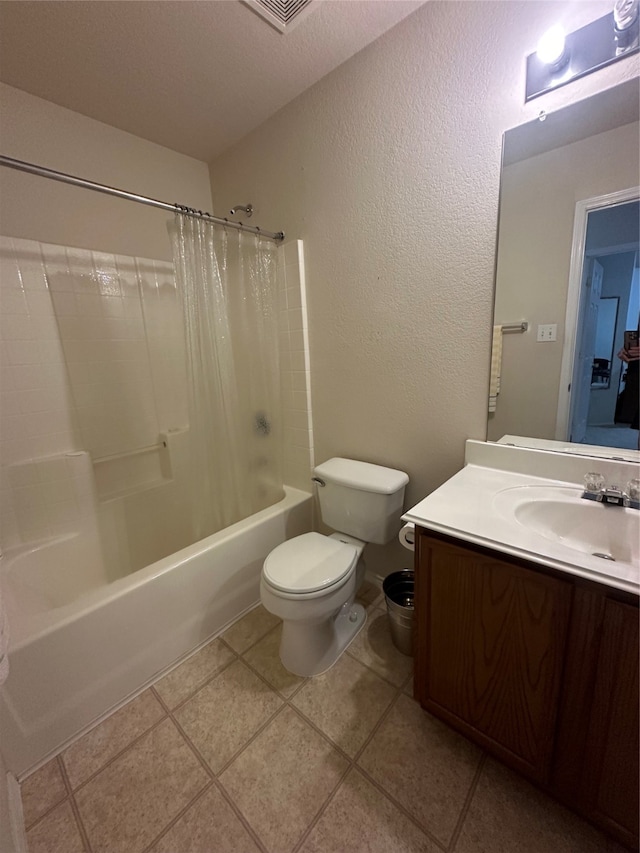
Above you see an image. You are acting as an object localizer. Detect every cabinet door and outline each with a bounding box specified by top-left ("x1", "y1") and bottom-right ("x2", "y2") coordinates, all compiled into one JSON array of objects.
[
  {"x1": 416, "y1": 534, "x2": 571, "y2": 783},
  {"x1": 552, "y1": 591, "x2": 639, "y2": 849},
  {"x1": 585, "y1": 599, "x2": 639, "y2": 846}
]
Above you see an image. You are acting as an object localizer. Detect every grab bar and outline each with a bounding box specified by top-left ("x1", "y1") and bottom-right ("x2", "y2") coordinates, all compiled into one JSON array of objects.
[{"x1": 93, "y1": 440, "x2": 167, "y2": 465}]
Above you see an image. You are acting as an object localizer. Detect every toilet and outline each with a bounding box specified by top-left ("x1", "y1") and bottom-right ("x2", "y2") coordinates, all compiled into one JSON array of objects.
[{"x1": 260, "y1": 457, "x2": 409, "y2": 677}]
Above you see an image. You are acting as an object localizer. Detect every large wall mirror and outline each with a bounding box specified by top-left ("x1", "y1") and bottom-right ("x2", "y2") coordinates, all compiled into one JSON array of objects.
[{"x1": 488, "y1": 78, "x2": 640, "y2": 458}]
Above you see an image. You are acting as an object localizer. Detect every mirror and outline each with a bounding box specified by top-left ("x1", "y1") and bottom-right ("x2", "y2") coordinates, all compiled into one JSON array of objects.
[{"x1": 489, "y1": 78, "x2": 640, "y2": 459}]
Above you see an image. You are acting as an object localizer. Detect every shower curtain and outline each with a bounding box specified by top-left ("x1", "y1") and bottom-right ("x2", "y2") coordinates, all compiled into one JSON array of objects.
[{"x1": 170, "y1": 214, "x2": 284, "y2": 539}]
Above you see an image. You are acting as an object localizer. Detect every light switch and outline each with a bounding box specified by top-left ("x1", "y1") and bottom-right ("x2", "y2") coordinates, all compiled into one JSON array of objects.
[{"x1": 536, "y1": 324, "x2": 557, "y2": 342}]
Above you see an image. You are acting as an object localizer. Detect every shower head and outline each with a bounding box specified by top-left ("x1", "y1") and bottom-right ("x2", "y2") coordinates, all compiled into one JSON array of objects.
[{"x1": 229, "y1": 204, "x2": 253, "y2": 218}]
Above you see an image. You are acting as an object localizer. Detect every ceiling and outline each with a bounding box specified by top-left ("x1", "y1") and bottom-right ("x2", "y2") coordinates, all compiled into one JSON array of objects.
[{"x1": 0, "y1": 0, "x2": 425, "y2": 163}]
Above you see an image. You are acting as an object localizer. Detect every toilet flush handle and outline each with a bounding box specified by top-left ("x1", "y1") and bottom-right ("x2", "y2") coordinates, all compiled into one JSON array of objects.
[{"x1": 311, "y1": 477, "x2": 326, "y2": 487}]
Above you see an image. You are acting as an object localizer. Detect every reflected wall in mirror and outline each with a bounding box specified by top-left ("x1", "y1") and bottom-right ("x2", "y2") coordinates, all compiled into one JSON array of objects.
[{"x1": 489, "y1": 78, "x2": 640, "y2": 456}]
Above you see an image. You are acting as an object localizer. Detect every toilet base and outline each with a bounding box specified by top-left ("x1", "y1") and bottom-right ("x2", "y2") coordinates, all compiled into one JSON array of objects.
[{"x1": 279, "y1": 602, "x2": 367, "y2": 677}]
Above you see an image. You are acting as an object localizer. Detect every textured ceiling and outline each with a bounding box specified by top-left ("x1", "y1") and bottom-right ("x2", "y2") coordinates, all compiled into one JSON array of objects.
[{"x1": 0, "y1": 0, "x2": 425, "y2": 162}]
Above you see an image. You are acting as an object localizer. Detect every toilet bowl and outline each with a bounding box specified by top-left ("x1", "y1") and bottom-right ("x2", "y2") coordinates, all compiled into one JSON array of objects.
[
  {"x1": 260, "y1": 532, "x2": 366, "y2": 677},
  {"x1": 260, "y1": 457, "x2": 409, "y2": 678}
]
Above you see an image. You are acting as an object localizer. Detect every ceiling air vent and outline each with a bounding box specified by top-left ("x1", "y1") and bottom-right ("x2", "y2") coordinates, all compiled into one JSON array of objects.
[{"x1": 243, "y1": 0, "x2": 316, "y2": 33}]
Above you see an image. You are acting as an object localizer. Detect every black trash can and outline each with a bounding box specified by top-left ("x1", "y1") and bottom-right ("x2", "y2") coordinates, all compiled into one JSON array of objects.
[{"x1": 382, "y1": 570, "x2": 414, "y2": 656}]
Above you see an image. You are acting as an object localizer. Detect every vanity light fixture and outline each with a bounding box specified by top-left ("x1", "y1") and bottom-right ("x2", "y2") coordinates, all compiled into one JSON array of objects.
[
  {"x1": 536, "y1": 25, "x2": 569, "y2": 71},
  {"x1": 525, "y1": 0, "x2": 639, "y2": 101}
]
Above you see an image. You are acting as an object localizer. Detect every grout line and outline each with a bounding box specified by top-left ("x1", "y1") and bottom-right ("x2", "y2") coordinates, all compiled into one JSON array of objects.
[
  {"x1": 212, "y1": 702, "x2": 288, "y2": 777},
  {"x1": 58, "y1": 756, "x2": 94, "y2": 853},
  {"x1": 56, "y1": 755, "x2": 73, "y2": 798},
  {"x1": 285, "y1": 704, "x2": 356, "y2": 767},
  {"x1": 68, "y1": 794, "x2": 94, "y2": 853},
  {"x1": 342, "y1": 645, "x2": 414, "y2": 691},
  {"x1": 208, "y1": 777, "x2": 271, "y2": 853},
  {"x1": 290, "y1": 759, "x2": 353, "y2": 853},
  {"x1": 348, "y1": 689, "x2": 449, "y2": 852},
  {"x1": 155, "y1": 653, "x2": 240, "y2": 714},
  {"x1": 350, "y1": 681, "x2": 404, "y2": 766},
  {"x1": 447, "y1": 751, "x2": 487, "y2": 852},
  {"x1": 237, "y1": 636, "x2": 309, "y2": 701},
  {"x1": 138, "y1": 780, "x2": 215, "y2": 853},
  {"x1": 354, "y1": 763, "x2": 448, "y2": 853},
  {"x1": 162, "y1": 707, "x2": 216, "y2": 781},
  {"x1": 218, "y1": 611, "x2": 281, "y2": 658},
  {"x1": 21, "y1": 764, "x2": 68, "y2": 832},
  {"x1": 68, "y1": 714, "x2": 169, "y2": 796}
]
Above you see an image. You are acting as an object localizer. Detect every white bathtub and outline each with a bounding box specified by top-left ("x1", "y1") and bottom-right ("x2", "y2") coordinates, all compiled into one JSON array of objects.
[{"x1": 0, "y1": 486, "x2": 312, "y2": 776}]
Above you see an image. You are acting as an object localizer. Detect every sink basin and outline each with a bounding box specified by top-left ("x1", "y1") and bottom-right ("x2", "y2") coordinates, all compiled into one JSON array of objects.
[{"x1": 493, "y1": 485, "x2": 640, "y2": 566}]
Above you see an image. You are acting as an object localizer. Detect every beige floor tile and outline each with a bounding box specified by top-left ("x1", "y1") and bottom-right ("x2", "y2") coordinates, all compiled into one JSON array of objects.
[
  {"x1": 358, "y1": 694, "x2": 481, "y2": 847},
  {"x1": 26, "y1": 800, "x2": 85, "y2": 853},
  {"x1": 62, "y1": 689, "x2": 165, "y2": 788},
  {"x1": 403, "y1": 674, "x2": 416, "y2": 698},
  {"x1": 243, "y1": 623, "x2": 305, "y2": 697},
  {"x1": 300, "y1": 767, "x2": 439, "y2": 853},
  {"x1": 347, "y1": 606, "x2": 413, "y2": 686},
  {"x1": 220, "y1": 706, "x2": 348, "y2": 853},
  {"x1": 20, "y1": 758, "x2": 67, "y2": 828},
  {"x1": 455, "y1": 758, "x2": 627, "y2": 853},
  {"x1": 221, "y1": 604, "x2": 280, "y2": 654},
  {"x1": 356, "y1": 579, "x2": 383, "y2": 607},
  {"x1": 153, "y1": 638, "x2": 236, "y2": 709},
  {"x1": 75, "y1": 718, "x2": 208, "y2": 853},
  {"x1": 150, "y1": 784, "x2": 261, "y2": 853},
  {"x1": 292, "y1": 653, "x2": 396, "y2": 757},
  {"x1": 175, "y1": 659, "x2": 282, "y2": 772}
]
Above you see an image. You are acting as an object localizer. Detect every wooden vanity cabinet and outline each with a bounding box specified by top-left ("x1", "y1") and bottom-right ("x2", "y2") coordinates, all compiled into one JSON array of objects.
[{"x1": 414, "y1": 528, "x2": 639, "y2": 850}]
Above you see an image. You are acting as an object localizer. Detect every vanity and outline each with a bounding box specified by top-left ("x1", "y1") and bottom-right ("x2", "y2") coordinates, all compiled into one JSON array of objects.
[{"x1": 403, "y1": 440, "x2": 639, "y2": 850}]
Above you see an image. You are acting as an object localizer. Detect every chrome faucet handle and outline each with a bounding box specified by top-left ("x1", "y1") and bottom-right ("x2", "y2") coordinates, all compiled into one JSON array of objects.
[{"x1": 583, "y1": 472, "x2": 605, "y2": 495}]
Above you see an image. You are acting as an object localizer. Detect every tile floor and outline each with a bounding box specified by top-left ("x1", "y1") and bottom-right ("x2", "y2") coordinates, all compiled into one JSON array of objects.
[{"x1": 21, "y1": 583, "x2": 624, "y2": 853}]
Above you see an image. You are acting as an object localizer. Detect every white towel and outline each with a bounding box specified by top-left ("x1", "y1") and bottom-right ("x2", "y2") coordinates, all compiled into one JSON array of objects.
[
  {"x1": 0, "y1": 582, "x2": 9, "y2": 687},
  {"x1": 489, "y1": 325, "x2": 503, "y2": 413}
]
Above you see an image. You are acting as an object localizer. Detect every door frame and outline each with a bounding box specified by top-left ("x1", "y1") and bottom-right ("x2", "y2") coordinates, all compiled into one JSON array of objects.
[{"x1": 555, "y1": 186, "x2": 640, "y2": 441}]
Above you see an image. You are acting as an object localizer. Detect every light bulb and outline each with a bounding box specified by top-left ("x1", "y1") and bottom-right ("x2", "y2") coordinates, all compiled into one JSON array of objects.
[{"x1": 536, "y1": 25, "x2": 567, "y2": 67}]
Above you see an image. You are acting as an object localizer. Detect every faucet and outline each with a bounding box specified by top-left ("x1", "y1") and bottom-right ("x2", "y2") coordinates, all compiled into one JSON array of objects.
[{"x1": 582, "y1": 473, "x2": 640, "y2": 509}]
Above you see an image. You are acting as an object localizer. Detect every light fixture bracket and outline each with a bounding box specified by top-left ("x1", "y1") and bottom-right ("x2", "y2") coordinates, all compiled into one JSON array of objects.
[{"x1": 525, "y1": 10, "x2": 639, "y2": 102}]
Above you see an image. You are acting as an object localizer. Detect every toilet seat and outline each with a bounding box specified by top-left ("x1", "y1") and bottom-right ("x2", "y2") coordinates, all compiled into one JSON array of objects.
[{"x1": 263, "y1": 532, "x2": 357, "y2": 594}]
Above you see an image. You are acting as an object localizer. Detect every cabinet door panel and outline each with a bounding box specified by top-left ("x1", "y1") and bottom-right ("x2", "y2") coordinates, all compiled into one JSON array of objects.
[
  {"x1": 588, "y1": 599, "x2": 639, "y2": 843},
  {"x1": 422, "y1": 539, "x2": 571, "y2": 781}
]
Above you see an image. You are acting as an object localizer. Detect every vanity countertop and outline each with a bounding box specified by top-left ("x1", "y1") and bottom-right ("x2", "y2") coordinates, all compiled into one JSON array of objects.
[{"x1": 403, "y1": 440, "x2": 640, "y2": 596}]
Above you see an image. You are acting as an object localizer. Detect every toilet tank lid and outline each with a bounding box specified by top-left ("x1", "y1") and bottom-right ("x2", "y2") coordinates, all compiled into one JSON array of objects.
[{"x1": 314, "y1": 458, "x2": 409, "y2": 494}]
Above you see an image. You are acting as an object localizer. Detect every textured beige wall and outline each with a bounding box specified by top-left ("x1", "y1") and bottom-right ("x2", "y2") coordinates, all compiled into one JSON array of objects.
[
  {"x1": 489, "y1": 122, "x2": 640, "y2": 442},
  {"x1": 208, "y1": 0, "x2": 639, "y2": 510},
  {"x1": 0, "y1": 84, "x2": 213, "y2": 260}
]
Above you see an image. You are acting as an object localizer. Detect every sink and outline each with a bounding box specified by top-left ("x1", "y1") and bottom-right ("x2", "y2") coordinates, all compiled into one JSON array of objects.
[{"x1": 493, "y1": 485, "x2": 640, "y2": 566}]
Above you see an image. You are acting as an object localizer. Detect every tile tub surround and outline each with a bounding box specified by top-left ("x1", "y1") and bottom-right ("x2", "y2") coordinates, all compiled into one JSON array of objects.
[{"x1": 20, "y1": 592, "x2": 623, "y2": 853}]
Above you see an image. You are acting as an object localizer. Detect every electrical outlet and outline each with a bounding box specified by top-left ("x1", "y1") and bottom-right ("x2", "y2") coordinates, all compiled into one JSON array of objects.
[{"x1": 537, "y1": 323, "x2": 557, "y2": 342}]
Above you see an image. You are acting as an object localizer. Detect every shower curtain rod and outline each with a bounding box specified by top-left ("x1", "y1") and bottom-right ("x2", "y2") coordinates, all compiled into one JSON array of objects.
[{"x1": 0, "y1": 154, "x2": 285, "y2": 242}]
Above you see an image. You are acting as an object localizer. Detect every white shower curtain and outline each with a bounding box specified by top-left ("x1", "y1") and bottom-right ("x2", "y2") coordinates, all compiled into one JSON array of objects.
[{"x1": 170, "y1": 214, "x2": 284, "y2": 540}]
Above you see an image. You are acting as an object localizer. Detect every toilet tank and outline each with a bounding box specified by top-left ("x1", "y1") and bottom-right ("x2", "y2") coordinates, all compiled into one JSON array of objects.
[{"x1": 313, "y1": 458, "x2": 409, "y2": 545}]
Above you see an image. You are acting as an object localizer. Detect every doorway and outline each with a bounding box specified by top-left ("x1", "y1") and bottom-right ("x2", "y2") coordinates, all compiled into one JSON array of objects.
[{"x1": 558, "y1": 192, "x2": 640, "y2": 450}]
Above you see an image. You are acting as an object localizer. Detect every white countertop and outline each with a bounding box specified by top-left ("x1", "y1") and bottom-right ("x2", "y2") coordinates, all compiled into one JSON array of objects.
[{"x1": 403, "y1": 441, "x2": 640, "y2": 596}]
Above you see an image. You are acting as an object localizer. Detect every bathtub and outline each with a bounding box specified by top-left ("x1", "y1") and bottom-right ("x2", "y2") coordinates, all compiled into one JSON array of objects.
[{"x1": 0, "y1": 486, "x2": 312, "y2": 776}]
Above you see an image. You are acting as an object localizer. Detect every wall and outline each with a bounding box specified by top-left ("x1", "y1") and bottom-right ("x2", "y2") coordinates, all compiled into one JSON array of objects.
[
  {"x1": 0, "y1": 83, "x2": 213, "y2": 260},
  {"x1": 207, "y1": 1, "x2": 639, "y2": 521},
  {"x1": 488, "y1": 121, "x2": 639, "y2": 441}
]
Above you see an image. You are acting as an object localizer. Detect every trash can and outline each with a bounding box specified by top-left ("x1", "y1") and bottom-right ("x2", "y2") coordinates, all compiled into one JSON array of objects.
[{"x1": 382, "y1": 570, "x2": 414, "y2": 656}]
